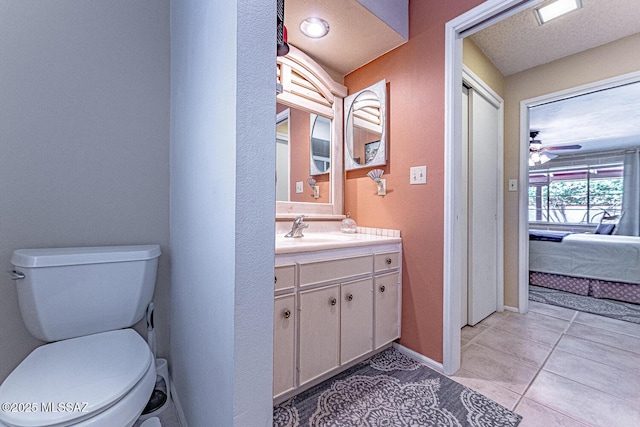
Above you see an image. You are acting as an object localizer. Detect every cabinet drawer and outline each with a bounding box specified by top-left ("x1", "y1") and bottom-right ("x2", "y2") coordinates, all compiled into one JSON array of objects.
[
  {"x1": 275, "y1": 264, "x2": 295, "y2": 291},
  {"x1": 299, "y1": 255, "x2": 372, "y2": 287},
  {"x1": 374, "y1": 252, "x2": 400, "y2": 273}
]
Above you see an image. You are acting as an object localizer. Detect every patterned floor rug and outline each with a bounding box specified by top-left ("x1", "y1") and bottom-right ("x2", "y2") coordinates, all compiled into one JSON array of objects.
[
  {"x1": 273, "y1": 348, "x2": 521, "y2": 427},
  {"x1": 529, "y1": 285, "x2": 640, "y2": 324}
]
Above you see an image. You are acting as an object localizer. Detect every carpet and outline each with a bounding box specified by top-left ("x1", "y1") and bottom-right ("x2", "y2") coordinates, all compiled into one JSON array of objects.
[
  {"x1": 273, "y1": 348, "x2": 521, "y2": 427},
  {"x1": 529, "y1": 285, "x2": 640, "y2": 324}
]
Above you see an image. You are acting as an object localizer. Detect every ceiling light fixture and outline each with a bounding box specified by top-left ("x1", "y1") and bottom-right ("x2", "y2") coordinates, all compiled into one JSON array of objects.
[
  {"x1": 300, "y1": 17, "x2": 330, "y2": 38},
  {"x1": 535, "y1": 0, "x2": 582, "y2": 25}
]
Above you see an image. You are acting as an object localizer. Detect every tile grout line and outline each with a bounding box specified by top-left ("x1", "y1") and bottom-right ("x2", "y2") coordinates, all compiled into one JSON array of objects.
[{"x1": 509, "y1": 309, "x2": 579, "y2": 412}]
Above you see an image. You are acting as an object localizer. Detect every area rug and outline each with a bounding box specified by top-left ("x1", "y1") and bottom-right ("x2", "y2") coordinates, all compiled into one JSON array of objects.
[
  {"x1": 529, "y1": 285, "x2": 640, "y2": 324},
  {"x1": 273, "y1": 348, "x2": 521, "y2": 426}
]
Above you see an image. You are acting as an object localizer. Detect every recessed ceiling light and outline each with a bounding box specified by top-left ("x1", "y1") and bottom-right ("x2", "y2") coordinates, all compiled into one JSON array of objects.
[
  {"x1": 300, "y1": 17, "x2": 330, "y2": 39},
  {"x1": 535, "y1": 0, "x2": 582, "y2": 25}
]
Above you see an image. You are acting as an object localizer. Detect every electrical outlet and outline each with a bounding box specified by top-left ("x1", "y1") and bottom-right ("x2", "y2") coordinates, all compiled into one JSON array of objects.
[
  {"x1": 508, "y1": 179, "x2": 518, "y2": 192},
  {"x1": 410, "y1": 166, "x2": 427, "y2": 185},
  {"x1": 295, "y1": 181, "x2": 303, "y2": 193}
]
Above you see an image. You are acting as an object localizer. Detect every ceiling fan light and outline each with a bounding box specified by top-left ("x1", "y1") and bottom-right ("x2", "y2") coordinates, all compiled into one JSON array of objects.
[
  {"x1": 531, "y1": 152, "x2": 541, "y2": 163},
  {"x1": 535, "y1": 0, "x2": 582, "y2": 25},
  {"x1": 529, "y1": 157, "x2": 536, "y2": 167}
]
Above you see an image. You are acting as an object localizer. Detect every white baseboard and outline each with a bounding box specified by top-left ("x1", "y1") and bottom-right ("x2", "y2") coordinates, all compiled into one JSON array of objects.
[
  {"x1": 504, "y1": 305, "x2": 519, "y2": 313},
  {"x1": 170, "y1": 381, "x2": 188, "y2": 427},
  {"x1": 393, "y1": 343, "x2": 444, "y2": 374}
]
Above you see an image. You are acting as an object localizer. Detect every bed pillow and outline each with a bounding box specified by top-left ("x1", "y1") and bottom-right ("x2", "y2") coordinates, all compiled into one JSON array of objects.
[{"x1": 595, "y1": 223, "x2": 616, "y2": 235}]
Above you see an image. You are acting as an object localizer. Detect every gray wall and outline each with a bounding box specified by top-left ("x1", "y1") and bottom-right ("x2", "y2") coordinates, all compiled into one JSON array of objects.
[
  {"x1": 170, "y1": 0, "x2": 275, "y2": 425},
  {"x1": 0, "y1": 0, "x2": 170, "y2": 382}
]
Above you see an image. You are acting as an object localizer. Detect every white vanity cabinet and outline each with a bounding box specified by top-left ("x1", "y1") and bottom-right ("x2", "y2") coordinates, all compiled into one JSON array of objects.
[{"x1": 274, "y1": 238, "x2": 401, "y2": 403}]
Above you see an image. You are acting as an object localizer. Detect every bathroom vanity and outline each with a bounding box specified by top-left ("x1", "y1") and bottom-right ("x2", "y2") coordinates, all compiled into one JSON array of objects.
[
  {"x1": 273, "y1": 232, "x2": 401, "y2": 402},
  {"x1": 273, "y1": 39, "x2": 400, "y2": 403}
]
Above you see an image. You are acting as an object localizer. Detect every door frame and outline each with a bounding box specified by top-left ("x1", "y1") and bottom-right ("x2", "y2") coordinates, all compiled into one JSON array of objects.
[
  {"x1": 517, "y1": 70, "x2": 640, "y2": 312},
  {"x1": 443, "y1": 0, "x2": 541, "y2": 375}
]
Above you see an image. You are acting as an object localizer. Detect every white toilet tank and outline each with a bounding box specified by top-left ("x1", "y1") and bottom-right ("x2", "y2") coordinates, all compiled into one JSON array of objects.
[{"x1": 10, "y1": 245, "x2": 161, "y2": 342}]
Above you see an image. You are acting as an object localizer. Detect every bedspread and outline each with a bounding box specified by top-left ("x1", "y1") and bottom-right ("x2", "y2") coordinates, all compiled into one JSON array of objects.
[{"x1": 529, "y1": 234, "x2": 640, "y2": 285}]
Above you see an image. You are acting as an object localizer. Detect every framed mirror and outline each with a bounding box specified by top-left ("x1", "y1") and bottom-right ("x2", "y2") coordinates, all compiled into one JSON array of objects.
[
  {"x1": 344, "y1": 79, "x2": 387, "y2": 171},
  {"x1": 276, "y1": 46, "x2": 346, "y2": 218}
]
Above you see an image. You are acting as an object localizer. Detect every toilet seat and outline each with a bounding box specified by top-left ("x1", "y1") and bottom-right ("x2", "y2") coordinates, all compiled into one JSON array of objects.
[{"x1": 0, "y1": 329, "x2": 154, "y2": 427}]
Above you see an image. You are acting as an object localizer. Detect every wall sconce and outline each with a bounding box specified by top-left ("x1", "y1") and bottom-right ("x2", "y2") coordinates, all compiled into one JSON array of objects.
[
  {"x1": 367, "y1": 169, "x2": 386, "y2": 196},
  {"x1": 307, "y1": 178, "x2": 320, "y2": 199}
]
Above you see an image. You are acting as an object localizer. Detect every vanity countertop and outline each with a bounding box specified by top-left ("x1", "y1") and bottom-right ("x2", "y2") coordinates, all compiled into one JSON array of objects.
[{"x1": 275, "y1": 231, "x2": 401, "y2": 255}]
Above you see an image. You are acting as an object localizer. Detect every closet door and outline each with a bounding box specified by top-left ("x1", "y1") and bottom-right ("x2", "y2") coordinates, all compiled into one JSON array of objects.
[{"x1": 467, "y1": 86, "x2": 500, "y2": 326}]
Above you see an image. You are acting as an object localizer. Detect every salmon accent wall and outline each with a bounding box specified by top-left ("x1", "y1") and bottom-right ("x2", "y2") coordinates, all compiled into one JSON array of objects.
[{"x1": 344, "y1": 0, "x2": 485, "y2": 362}]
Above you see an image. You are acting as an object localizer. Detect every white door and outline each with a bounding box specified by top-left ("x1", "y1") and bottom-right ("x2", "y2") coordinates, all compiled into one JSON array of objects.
[
  {"x1": 461, "y1": 86, "x2": 470, "y2": 327},
  {"x1": 467, "y1": 85, "x2": 501, "y2": 326}
]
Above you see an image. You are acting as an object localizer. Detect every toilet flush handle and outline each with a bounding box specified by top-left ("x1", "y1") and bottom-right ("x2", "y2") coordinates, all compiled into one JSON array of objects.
[{"x1": 8, "y1": 270, "x2": 25, "y2": 280}]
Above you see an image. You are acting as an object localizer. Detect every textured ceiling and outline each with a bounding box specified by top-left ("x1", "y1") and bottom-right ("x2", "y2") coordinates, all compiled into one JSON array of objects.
[
  {"x1": 471, "y1": 0, "x2": 640, "y2": 155},
  {"x1": 471, "y1": 0, "x2": 640, "y2": 76}
]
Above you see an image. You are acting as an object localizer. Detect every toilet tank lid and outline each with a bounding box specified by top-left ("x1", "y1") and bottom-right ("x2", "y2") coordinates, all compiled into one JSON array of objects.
[{"x1": 11, "y1": 245, "x2": 161, "y2": 268}]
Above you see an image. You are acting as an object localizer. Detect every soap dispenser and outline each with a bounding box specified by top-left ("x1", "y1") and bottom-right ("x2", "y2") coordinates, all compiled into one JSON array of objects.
[{"x1": 341, "y1": 212, "x2": 357, "y2": 233}]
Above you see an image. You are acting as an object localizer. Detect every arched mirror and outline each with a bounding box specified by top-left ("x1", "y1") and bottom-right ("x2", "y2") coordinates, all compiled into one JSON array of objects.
[
  {"x1": 344, "y1": 79, "x2": 387, "y2": 171},
  {"x1": 276, "y1": 46, "x2": 346, "y2": 218}
]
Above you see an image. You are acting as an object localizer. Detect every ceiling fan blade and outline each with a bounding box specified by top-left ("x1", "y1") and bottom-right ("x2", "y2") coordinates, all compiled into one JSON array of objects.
[{"x1": 544, "y1": 144, "x2": 582, "y2": 151}]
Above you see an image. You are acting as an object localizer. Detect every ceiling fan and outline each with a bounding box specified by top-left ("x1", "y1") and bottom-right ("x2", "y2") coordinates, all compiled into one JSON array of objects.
[{"x1": 529, "y1": 130, "x2": 582, "y2": 166}]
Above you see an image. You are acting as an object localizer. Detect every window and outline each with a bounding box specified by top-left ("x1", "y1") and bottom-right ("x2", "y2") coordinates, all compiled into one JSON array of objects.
[{"x1": 529, "y1": 165, "x2": 623, "y2": 224}]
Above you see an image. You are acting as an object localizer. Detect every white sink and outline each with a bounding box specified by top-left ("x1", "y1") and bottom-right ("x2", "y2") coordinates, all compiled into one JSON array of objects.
[{"x1": 275, "y1": 232, "x2": 399, "y2": 254}]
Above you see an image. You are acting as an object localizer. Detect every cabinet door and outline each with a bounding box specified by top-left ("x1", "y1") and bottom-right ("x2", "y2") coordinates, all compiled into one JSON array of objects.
[
  {"x1": 374, "y1": 272, "x2": 400, "y2": 348},
  {"x1": 341, "y1": 278, "x2": 373, "y2": 364},
  {"x1": 299, "y1": 285, "x2": 340, "y2": 385},
  {"x1": 274, "y1": 295, "x2": 296, "y2": 397}
]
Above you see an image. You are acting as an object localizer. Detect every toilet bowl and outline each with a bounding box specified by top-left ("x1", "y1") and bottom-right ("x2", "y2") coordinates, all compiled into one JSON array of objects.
[
  {"x1": 0, "y1": 245, "x2": 161, "y2": 427},
  {"x1": 0, "y1": 330, "x2": 156, "y2": 427}
]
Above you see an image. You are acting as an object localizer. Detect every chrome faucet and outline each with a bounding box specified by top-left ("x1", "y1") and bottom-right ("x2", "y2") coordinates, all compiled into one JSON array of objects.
[{"x1": 285, "y1": 215, "x2": 309, "y2": 238}]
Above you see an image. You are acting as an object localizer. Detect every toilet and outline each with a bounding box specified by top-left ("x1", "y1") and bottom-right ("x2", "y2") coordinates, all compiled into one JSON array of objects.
[{"x1": 0, "y1": 245, "x2": 162, "y2": 427}]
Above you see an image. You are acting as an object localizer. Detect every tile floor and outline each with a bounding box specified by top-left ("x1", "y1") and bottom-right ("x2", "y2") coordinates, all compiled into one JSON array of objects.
[{"x1": 451, "y1": 301, "x2": 640, "y2": 426}]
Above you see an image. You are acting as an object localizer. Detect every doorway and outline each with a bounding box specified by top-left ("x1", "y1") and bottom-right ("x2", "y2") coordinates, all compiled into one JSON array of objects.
[
  {"x1": 443, "y1": 0, "x2": 539, "y2": 375},
  {"x1": 517, "y1": 71, "x2": 640, "y2": 311}
]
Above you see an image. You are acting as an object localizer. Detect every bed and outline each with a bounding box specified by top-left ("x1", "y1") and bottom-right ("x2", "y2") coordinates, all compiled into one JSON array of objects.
[{"x1": 529, "y1": 232, "x2": 640, "y2": 304}]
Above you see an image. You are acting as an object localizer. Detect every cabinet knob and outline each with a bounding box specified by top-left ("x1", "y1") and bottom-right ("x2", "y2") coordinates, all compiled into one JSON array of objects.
[
  {"x1": 346, "y1": 294, "x2": 354, "y2": 301},
  {"x1": 283, "y1": 309, "x2": 291, "y2": 319},
  {"x1": 274, "y1": 276, "x2": 277, "y2": 284},
  {"x1": 386, "y1": 257, "x2": 392, "y2": 265},
  {"x1": 330, "y1": 297, "x2": 337, "y2": 306},
  {"x1": 379, "y1": 285, "x2": 386, "y2": 293}
]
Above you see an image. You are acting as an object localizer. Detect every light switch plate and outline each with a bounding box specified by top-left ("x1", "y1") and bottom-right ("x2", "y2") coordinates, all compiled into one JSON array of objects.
[
  {"x1": 410, "y1": 166, "x2": 427, "y2": 184},
  {"x1": 508, "y1": 179, "x2": 518, "y2": 192},
  {"x1": 296, "y1": 181, "x2": 303, "y2": 193}
]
